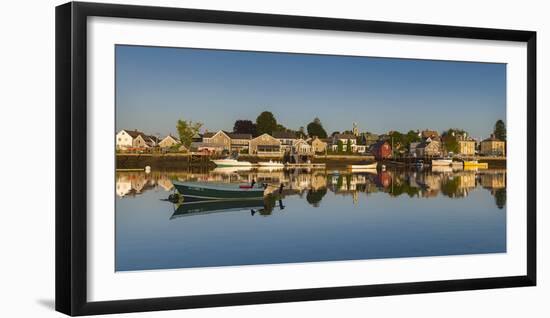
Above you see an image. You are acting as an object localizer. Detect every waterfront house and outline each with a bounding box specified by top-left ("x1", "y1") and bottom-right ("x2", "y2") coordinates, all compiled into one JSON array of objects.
[
  {"x1": 202, "y1": 130, "x2": 232, "y2": 151},
  {"x1": 415, "y1": 138, "x2": 442, "y2": 157},
  {"x1": 456, "y1": 134, "x2": 476, "y2": 156},
  {"x1": 480, "y1": 134, "x2": 505, "y2": 156},
  {"x1": 272, "y1": 131, "x2": 298, "y2": 151},
  {"x1": 226, "y1": 132, "x2": 252, "y2": 152},
  {"x1": 202, "y1": 130, "x2": 252, "y2": 152},
  {"x1": 310, "y1": 137, "x2": 327, "y2": 153},
  {"x1": 370, "y1": 140, "x2": 392, "y2": 160},
  {"x1": 158, "y1": 135, "x2": 180, "y2": 148},
  {"x1": 249, "y1": 133, "x2": 282, "y2": 156},
  {"x1": 116, "y1": 129, "x2": 149, "y2": 149},
  {"x1": 144, "y1": 135, "x2": 160, "y2": 148},
  {"x1": 293, "y1": 138, "x2": 315, "y2": 155},
  {"x1": 331, "y1": 133, "x2": 357, "y2": 152}
]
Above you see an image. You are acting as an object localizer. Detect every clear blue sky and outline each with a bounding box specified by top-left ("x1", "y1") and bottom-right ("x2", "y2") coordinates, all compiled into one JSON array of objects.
[{"x1": 115, "y1": 45, "x2": 506, "y2": 139}]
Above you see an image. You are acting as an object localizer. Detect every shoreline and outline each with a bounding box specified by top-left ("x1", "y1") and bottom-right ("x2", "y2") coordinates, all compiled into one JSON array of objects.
[{"x1": 116, "y1": 153, "x2": 506, "y2": 170}]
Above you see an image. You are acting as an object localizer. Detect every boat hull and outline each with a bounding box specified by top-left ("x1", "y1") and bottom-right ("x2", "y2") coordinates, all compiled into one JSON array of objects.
[
  {"x1": 173, "y1": 181, "x2": 264, "y2": 201},
  {"x1": 431, "y1": 159, "x2": 453, "y2": 166},
  {"x1": 463, "y1": 161, "x2": 488, "y2": 169},
  {"x1": 211, "y1": 159, "x2": 253, "y2": 167},
  {"x1": 347, "y1": 163, "x2": 378, "y2": 170}
]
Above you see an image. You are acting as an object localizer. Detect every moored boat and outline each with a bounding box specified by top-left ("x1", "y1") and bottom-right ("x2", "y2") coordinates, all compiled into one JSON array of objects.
[
  {"x1": 211, "y1": 158, "x2": 253, "y2": 167},
  {"x1": 463, "y1": 160, "x2": 488, "y2": 169},
  {"x1": 347, "y1": 162, "x2": 378, "y2": 171},
  {"x1": 431, "y1": 159, "x2": 453, "y2": 166},
  {"x1": 172, "y1": 181, "x2": 265, "y2": 201}
]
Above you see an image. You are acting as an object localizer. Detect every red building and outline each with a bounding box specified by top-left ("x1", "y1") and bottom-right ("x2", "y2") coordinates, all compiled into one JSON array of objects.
[{"x1": 370, "y1": 140, "x2": 392, "y2": 160}]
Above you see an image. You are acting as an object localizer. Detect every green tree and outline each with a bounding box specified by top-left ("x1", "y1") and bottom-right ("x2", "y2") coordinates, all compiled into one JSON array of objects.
[
  {"x1": 405, "y1": 130, "x2": 421, "y2": 147},
  {"x1": 337, "y1": 140, "x2": 344, "y2": 153},
  {"x1": 306, "y1": 117, "x2": 328, "y2": 138},
  {"x1": 176, "y1": 119, "x2": 202, "y2": 147},
  {"x1": 494, "y1": 119, "x2": 506, "y2": 141},
  {"x1": 256, "y1": 111, "x2": 277, "y2": 135},
  {"x1": 346, "y1": 140, "x2": 353, "y2": 154},
  {"x1": 233, "y1": 120, "x2": 256, "y2": 135}
]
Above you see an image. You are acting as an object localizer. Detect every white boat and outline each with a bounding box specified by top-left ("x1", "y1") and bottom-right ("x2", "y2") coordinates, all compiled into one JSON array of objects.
[
  {"x1": 431, "y1": 159, "x2": 453, "y2": 166},
  {"x1": 257, "y1": 160, "x2": 284, "y2": 168},
  {"x1": 211, "y1": 158, "x2": 253, "y2": 167},
  {"x1": 347, "y1": 162, "x2": 378, "y2": 171}
]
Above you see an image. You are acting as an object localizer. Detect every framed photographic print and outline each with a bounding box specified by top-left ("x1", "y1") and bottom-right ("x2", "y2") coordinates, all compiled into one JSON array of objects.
[{"x1": 55, "y1": 1, "x2": 536, "y2": 316}]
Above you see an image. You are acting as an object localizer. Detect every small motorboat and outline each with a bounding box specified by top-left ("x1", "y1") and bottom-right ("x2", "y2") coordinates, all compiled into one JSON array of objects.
[
  {"x1": 347, "y1": 162, "x2": 378, "y2": 171},
  {"x1": 431, "y1": 159, "x2": 453, "y2": 166},
  {"x1": 211, "y1": 158, "x2": 253, "y2": 167},
  {"x1": 463, "y1": 160, "x2": 488, "y2": 169},
  {"x1": 172, "y1": 181, "x2": 265, "y2": 202}
]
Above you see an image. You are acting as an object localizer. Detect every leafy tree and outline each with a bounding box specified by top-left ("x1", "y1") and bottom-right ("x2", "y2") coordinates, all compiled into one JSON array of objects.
[
  {"x1": 494, "y1": 120, "x2": 506, "y2": 141},
  {"x1": 233, "y1": 120, "x2": 256, "y2": 135},
  {"x1": 306, "y1": 117, "x2": 328, "y2": 138},
  {"x1": 256, "y1": 111, "x2": 277, "y2": 135},
  {"x1": 442, "y1": 129, "x2": 467, "y2": 154},
  {"x1": 405, "y1": 130, "x2": 421, "y2": 146},
  {"x1": 337, "y1": 140, "x2": 344, "y2": 153},
  {"x1": 176, "y1": 119, "x2": 202, "y2": 147}
]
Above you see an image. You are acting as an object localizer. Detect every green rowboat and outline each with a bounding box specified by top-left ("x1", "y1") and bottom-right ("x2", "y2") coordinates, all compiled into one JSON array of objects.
[{"x1": 172, "y1": 181, "x2": 265, "y2": 201}]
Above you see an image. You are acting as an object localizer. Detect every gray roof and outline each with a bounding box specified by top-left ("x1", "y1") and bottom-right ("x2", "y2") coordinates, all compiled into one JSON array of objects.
[
  {"x1": 272, "y1": 131, "x2": 297, "y2": 139},
  {"x1": 202, "y1": 130, "x2": 252, "y2": 140}
]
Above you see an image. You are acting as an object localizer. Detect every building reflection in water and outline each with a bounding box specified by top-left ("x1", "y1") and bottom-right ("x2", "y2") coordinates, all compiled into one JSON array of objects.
[{"x1": 116, "y1": 167, "x2": 507, "y2": 209}]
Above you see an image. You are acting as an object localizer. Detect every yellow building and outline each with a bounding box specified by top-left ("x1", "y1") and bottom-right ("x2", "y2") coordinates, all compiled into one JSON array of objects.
[
  {"x1": 480, "y1": 135, "x2": 505, "y2": 156},
  {"x1": 458, "y1": 140, "x2": 476, "y2": 156},
  {"x1": 311, "y1": 137, "x2": 327, "y2": 153}
]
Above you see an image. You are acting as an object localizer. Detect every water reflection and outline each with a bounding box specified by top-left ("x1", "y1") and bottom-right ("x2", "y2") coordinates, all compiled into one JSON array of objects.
[
  {"x1": 116, "y1": 167, "x2": 507, "y2": 270},
  {"x1": 116, "y1": 167, "x2": 507, "y2": 210}
]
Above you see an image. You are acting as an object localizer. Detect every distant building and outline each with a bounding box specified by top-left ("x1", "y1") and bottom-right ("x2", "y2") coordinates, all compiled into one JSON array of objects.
[
  {"x1": 116, "y1": 129, "x2": 149, "y2": 149},
  {"x1": 158, "y1": 135, "x2": 180, "y2": 148},
  {"x1": 293, "y1": 139, "x2": 315, "y2": 155},
  {"x1": 416, "y1": 138, "x2": 442, "y2": 157},
  {"x1": 370, "y1": 140, "x2": 392, "y2": 160},
  {"x1": 249, "y1": 134, "x2": 282, "y2": 156},
  {"x1": 202, "y1": 130, "x2": 232, "y2": 151},
  {"x1": 331, "y1": 133, "x2": 357, "y2": 152},
  {"x1": 272, "y1": 131, "x2": 298, "y2": 151},
  {"x1": 480, "y1": 135, "x2": 505, "y2": 156},
  {"x1": 456, "y1": 134, "x2": 476, "y2": 156},
  {"x1": 226, "y1": 132, "x2": 252, "y2": 152},
  {"x1": 310, "y1": 137, "x2": 327, "y2": 153},
  {"x1": 409, "y1": 142, "x2": 421, "y2": 156}
]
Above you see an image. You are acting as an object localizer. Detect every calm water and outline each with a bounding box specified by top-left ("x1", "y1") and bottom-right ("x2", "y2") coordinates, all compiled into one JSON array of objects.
[{"x1": 115, "y1": 166, "x2": 506, "y2": 271}]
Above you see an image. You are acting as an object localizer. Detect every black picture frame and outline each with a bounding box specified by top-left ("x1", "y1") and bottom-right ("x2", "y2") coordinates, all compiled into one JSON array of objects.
[{"x1": 55, "y1": 1, "x2": 537, "y2": 316}]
